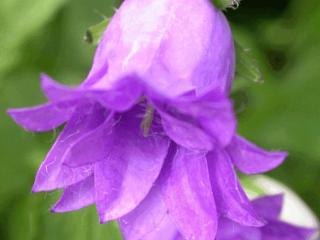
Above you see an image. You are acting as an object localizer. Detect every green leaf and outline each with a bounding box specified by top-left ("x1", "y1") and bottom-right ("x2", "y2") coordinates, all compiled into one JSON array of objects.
[{"x1": 84, "y1": 18, "x2": 110, "y2": 45}]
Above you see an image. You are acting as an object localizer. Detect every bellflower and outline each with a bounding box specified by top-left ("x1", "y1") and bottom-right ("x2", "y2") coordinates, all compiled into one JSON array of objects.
[
  {"x1": 8, "y1": 0, "x2": 287, "y2": 239},
  {"x1": 141, "y1": 194, "x2": 315, "y2": 240},
  {"x1": 216, "y1": 195, "x2": 317, "y2": 240}
]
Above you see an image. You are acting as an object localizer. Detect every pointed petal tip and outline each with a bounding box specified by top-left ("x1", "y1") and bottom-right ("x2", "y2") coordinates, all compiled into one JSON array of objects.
[
  {"x1": 31, "y1": 188, "x2": 39, "y2": 194},
  {"x1": 228, "y1": 136, "x2": 289, "y2": 174},
  {"x1": 31, "y1": 180, "x2": 60, "y2": 193},
  {"x1": 265, "y1": 150, "x2": 288, "y2": 171},
  {"x1": 40, "y1": 73, "x2": 54, "y2": 87},
  {"x1": 49, "y1": 204, "x2": 73, "y2": 214},
  {"x1": 40, "y1": 72, "x2": 51, "y2": 82},
  {"x1": 32, "y1": 178, "x2": 46, "y2": 193},
  {"x1": 50, "y1": 206, "x2": 59, "y2": 213},
  {"x1": 40, "y1": 73, "x2": 62, "y2": 88},
  {"x1": 263, "y1": 193, "x2": 285, "y2": 201},
  {"x1": 31, "y1": 185, "x2": 47, "y2": 193},
  {"x1": 97, "y1": 207, "x2": 118, "y2": 224},
  {"x1": 50, "y1": 202, "x2": 68, "y2": 213},
  {"x1": 98, "y1": 214, "x2": 109, "y2": 224},
  {"x1": 7, "y1": 103, "x2": 69, "y2": 132},
  {"x1": 7, "y1": 108, "x2": 23, "y2": 120},
  {"x1": 279, "y1": 151, "x2": 288, "y2": 161}
]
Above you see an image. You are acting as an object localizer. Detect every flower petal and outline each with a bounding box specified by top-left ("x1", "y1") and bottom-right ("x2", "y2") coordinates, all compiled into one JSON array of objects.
[
  {"x1": 156, "y1": 105, "x2": 214, "y2": 151},
  {"x1": 252, "y1": 194, "x2": 284, "y2": 220},
  {"x1": 207, "y1": 149, "x2": 265, "y2": 227},
  {"x1": 32, "y1": 103, "x2": 107, "y2": 192},
  {"x1": 95, "y1": 106, "x2": 170, "y2": 222},
  {"x1": 153, "y1": 91, "x2": 235, "y2": 150},
  {"x1": 226, "y1": 135, "x2": 287, "y2": 174},
  {"x1": 119, "y1": 185, "x2": 182, "y2": 240},
  {"x1": 7, "y1": 101, "x2": 75, "y2": 132},
  {"x1": 62, "y1": 115, "x2": 113, "y2": 167},
  {"x1": 216, "y1": 217, "x2": 262, "y2": 240},
  {"x1": 261, "y1": 220, "x2": 316, "y2": 240},
  {"x1": 90, "y1": 76, "x2": 142, "y2": 111},
  {"x1": 86, "y1": 0, "x2": 234, "y2": 97},
  {"x1": 51, "y1": 175, "x2": 95, "y2": 213},
  {"x1": 40, "y1": 74, "x2": 79, "y2": 102},
  {"x1": 41, "y1": 73, "x2": 142, "y2": 111},
  {"x1": 161, "y1": 147, "x2": 218, "y2": 240},
  {"x1": 169, "y1": 93, "x2": 236, "y2": 147}
]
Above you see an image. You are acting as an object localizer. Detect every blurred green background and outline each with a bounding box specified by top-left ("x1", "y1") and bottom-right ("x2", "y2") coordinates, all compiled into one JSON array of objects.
[{"x1": 0, "y1": 0, "x2": 319, "y2": 239}]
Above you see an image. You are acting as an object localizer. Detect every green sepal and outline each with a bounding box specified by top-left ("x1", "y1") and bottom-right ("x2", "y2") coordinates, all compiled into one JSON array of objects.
[
  {"x1": 212, "y1": 0, "x2": 240, "y2": 10},
  {"x1": 233, "y1": 41, "x2": 263, "y2": 92},
  {"x1": 84, "y1": 18, "x2": 110, "y2": 45}
]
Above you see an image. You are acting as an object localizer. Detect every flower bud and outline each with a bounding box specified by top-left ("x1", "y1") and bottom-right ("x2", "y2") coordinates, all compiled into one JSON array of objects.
[{"x1": 86, "y1": 0, "x2": 235, "y2": 97}]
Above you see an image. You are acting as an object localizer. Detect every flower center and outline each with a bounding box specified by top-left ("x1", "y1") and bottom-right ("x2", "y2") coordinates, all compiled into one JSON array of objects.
[{"x1": 140, "y1": 104, "x2": 155, "y2": 137}]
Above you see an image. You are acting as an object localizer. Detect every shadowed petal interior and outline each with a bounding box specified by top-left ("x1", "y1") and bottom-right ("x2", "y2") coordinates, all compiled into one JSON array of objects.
[{"x1": 95, "y1": 106, "x2": 170, "y2": 223}]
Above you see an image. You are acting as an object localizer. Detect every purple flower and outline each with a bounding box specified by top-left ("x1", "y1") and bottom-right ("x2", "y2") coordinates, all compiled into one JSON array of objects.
[
  {"x1": 8, "y1": 0, "x2": 287, "y2": 239},
  {"x1": 216, "y1": 194, "x2": 317, "y2": 240},
  {"x1": 132, "y1": 194, "x2": 316, "y2": 239}
]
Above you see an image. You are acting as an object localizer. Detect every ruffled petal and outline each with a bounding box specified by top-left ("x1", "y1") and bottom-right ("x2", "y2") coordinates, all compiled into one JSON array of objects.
[
  {"x1": 252, "y1": 194, "x2": 284, "y2": 220},
  {"x1": 32, "y1": 103, "x2": 107, "y2": 192},
  {"x1": 41, "y1": 73, "x2": 142, "y2": 112},
  {"x1": 119, "y1": 185, "x2": 182, "y2": 240},
  {"x1": 169, "y1": 93, "x2": 236, "y2": 147},
  {"x1": 90, "y1": 76, "x2": 142, "y2": 111},
  {"x1": 261, "y1": 220, "x2": 316, "y2": 240},
  {"x1": 8, "y1": 101, "x2": 75, "y2": 132},
  {"x1": 226, "y1": 135, "x2": 287, "y2": 174},
  {"x1": 161, "y1": 147, "x2": 218, "y2": 240},
  {"x1": 207, "y1": 149, "x2": 265, "y2": 227},
  {"x1": 94, "y1": 106, "x2": 170, "y2": 223},
  {"x1": 51, "y1": 175, "x2": 95, "y2": 212},
  {"x1": 40, "y1": 74, "x2": 79, "y2": 102},
  {"x1": 153, "y1": 91, "x2": 235, "y2": 150}
]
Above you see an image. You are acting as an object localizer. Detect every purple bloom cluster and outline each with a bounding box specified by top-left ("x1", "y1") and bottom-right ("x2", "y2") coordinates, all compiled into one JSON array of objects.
[
  {"x1": 8, "y1": 0, "x2": 314, "y2": 239},
  {"x1": 216, "y1": 195, "x2": 315, "y2": 240}
]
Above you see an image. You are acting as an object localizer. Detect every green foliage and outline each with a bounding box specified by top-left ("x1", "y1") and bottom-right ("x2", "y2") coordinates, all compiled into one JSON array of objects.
[
  {"x1": 5, "y1": 193, "x2": 121, "y2": 240},
  {"x1": 0, "y1": 0, "x2": 68, "y2": 77}
]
